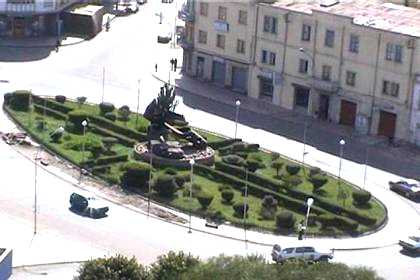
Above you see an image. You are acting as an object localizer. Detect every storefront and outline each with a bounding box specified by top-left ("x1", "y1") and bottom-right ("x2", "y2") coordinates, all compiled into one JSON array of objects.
[
  {"x1": 0, "y1": 15, "x2": 46, "y2": 37},
  {"x1": 231, "y1": 66, "x2": 247, "y2": 94},
  {"x1": 212, "y1": 57, "x2": 226, "y2": 86}
]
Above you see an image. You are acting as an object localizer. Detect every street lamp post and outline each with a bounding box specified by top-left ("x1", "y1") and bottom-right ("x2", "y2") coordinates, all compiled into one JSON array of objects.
[
  {"x1": 135, "y1": 79, "x2": 141, "y2": 129},
  {"x1": 33, "y1": 148, "x2": 42, "y2": 235},
  {"x1": 304, "y1": 197, "x2": 314, "y2": 231},
  {"x1": 101, "y1": 67, "x2": 105, "y2": 103},
  {"x1": 363, "y1": 146, "x2": 369, "y2": 189},
  {"x1": 234, "y1": 100, "x2": 241, "y2": 139},
  {"x1": 147, "y1": 150, "x2": 153, "y2": 217},
  {"x1": 188, "y1": 158, "x2": 195, "y2": 233},
  {"x1": 338, "y1": 139, "x2": 346, "y2": 186},
  {"x1": 243, "y1": 165, "x2": 248, "y2": 247},
  {"x1": 80, "y1": 120, "x2": 88, "y2": 182}
]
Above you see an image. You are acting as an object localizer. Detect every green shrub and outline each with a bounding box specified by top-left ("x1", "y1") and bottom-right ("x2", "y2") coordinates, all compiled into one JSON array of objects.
[
  {"x1": 209, "y1": 210, "x2": 225, "y2": 223},
  {"x1": 283, "y1": 175, "x2": 302, "y2": 187},
  {"x1": 271, "y1": 160, "x2": 283, "y2": 177},
  {"x1": 164, "y1": 168, "x2": 178, "y2": 175},
  {"x1": 309, "y1": 175, "x2": 328, "y2": 192},
  {"x1": 309, "y1": 167, "x2": 322, "y2": 177},
  {"x1": 148, "y1": 251, "x2": 199, "y2": 280},
  {"x1": 182, "y1": 182, "x2": 202, "y2": 197},
  {"x1": 120, "y1": 161, "x2": 152, "y2": 189},
  {"x1": 316, "y1": 214, "x2": 336, "y2": 228},
  {"x1": 104, "y1": 112, "x2": 117, "y2": 122},
  {"x1": 247, "y1": 153, "x2": 263, "y2": 162},
  {"x1": 275, "y1": 211, "x2": 296, "y2": 229},
  {"x1": 208, "y1": 138, "x2": 240, "y2": 150},
  {"x1": 102, "y1": 137, "x2": 118, "y2": 151},
  {"x1": 10, "y1": 90, "x2": 31, "y2": 111},
  {"x1": 153, "y1": 174, "x2": 178, "y2": 197},
  {"x1": 352, "y1": 190, "x2": 372, "y2": 206},
  {"x1": 271, "y1": 152, "x2": 280, "y2": 161},
  {"x1": 286, "y1": 164, "x2": 301, "y2": 175},
  {"x1": 261, "y1": 195, "x2": 278, "y2": 220},
  {"x1": 33, "y1": 104, "x2": 67, "y2": 120},
  {"x1": 232, "y1": 142, "x2": 259, "y2": 153},
  {"x1": 89, "y1": 115, "x2": 147, "y2": 141},
  {"x1": 55, "y1": 95, "x2": 66, "y2": 103},
  {"x1": 175, "y1": 173, "x2": 190, "y2": 187},
  {"x1": 99, "y1": 102, "x2": 115, "y2": 115},
  {"x1": 76, "y1": 96, "x2": 87, "y2": 108},
  {"x1": 218, "y1": 184, "x2": 231, "y2": 192},
  {"x1": 3, "y1": 93, "x2": 13, "y2": 106},
  {"x1": 221, "y1": 155, "x2": 245, "y2": 167},
  {"x1": 233, "y1": 202, "x2": 249, "y2": 217},
  {"x1": 50, "y1": 128, "x2": 64, "y2": 143},
  {"x1": 221, "y1": 189, "x2": 234, "y2": 203},
  {"x1": 75, "y1": 254, "x2": 148, "y2": 280},
  {"x1": 67, "y1": 110, "x2": 89, "y2": 133},
  {"x1": 90, "y1": 124, "x2": 136, "y2": 147},
  {"x1": 32, "y1": 95, "x2": 73, "y2": 113},
  {"x1": 118, "y1": 105, "x2": 131, "y2": 122},
  {"x1": 196, "y1": 192, "x2": 214, "y2": 209},
  {"x1": 245, "y1": 159, "x2": 265, "y2": 172},
  {"x1": 96, "y1": 154, "x2": 128, "y2": 165}
]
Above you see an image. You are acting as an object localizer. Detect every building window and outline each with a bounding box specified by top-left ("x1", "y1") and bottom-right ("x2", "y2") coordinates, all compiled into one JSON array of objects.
[
  {"x1": 325, "y1": 29, "x2": 335, "y2": 48},
  {"x1": 216, "y1": 34, "x2": 225, "y2": 49},
  {"x1": 346, "y1": 71, "x2": 356, "y2": 86},
  {"x1": 218, "y1": 6, "x2": 227, "y2": 21},
  {"x1": 239, "y1": 10, "x2": 247, "y2": 25},
  {"x1": 263, "y1": 16, "x2": 277, "y2": 34},
  {"x1": 200, "y1": 2, "x2": 208, "y2": 16},
  {"x1": 322, "y1": 65, "x2": 332, "y2": 81},
  {"x1": 269, "y1": 52, "x2": 276, "y2": 65},
  {"x1": 261, "y1": 50, "x2": 267, "y2": 64},
  {"x1": 198, "y1": 30, "x2": 207, "y2": 44},
  {"x1": 386, "y1": 43, "x2": 403, "y2": 62},
  {"x1": 349, "y1": 34, "x2": 359, "y2": 53},
  {"x1": 260, "y1": 77, "x2": 273, "y2": 98},
  {"x1": 299, "y1": 59, "x2": 308, "y2": 74},
  {"x1": 301, "y1": 24, "x2": 311, "y2": 41},
  {"x1": 237, "y1": 39, "x2": 245, "y2": 54},
  {"x1": 382, "y1": 80, "x2": 400, "y2": 97}
]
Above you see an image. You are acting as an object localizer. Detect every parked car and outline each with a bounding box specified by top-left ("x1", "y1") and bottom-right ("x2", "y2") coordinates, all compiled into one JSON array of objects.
[
  {"x1": 69, "y1": 193, "x2": 109, "y2": 219},
  {"x1": 389, "y1": 179, "x2": 420, "y2": 200},
  {"x1": 399, "y1": 236, "x2": 420, "y2": 253},
  {"x1": 162, "y1": 0, "x2": 174, "y2": 3},
  {"x1": 137, "y1": 0, "x2": 147, "y2": 4},
  {"x1": 122, "y1": 2, "x2": 139, "y2": 13},
  {"x1": 271, "y1": 245, "x2": 333, "y2": 263},
  {"x1": 157, "y1": 24, "x2": 172, "y2": 43}
]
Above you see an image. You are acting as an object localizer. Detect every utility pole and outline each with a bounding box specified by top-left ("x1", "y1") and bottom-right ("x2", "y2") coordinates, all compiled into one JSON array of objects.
[{"x1": 102, "y1": 67, "x2": 105, "y2": 103}]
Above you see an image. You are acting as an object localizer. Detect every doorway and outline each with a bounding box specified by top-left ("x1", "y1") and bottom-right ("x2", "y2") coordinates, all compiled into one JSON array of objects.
[
  {"x1": 340, "y1": 100, "x2": 357, "y2": 126},
  {"x1": 318, "y1": 94, "x2": 330, "y2": 120},
  {"x1": 13, "y1": 17, "x2": 25, "y2": 37},
  {"x1": 378, "y1": 111, "x2": 396, "y2": 138}
]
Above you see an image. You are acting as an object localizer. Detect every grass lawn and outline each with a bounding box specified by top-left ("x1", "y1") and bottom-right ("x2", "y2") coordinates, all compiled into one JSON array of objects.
[{"x1": 4, "y1": 95, "x2": 387, "y2": 236}]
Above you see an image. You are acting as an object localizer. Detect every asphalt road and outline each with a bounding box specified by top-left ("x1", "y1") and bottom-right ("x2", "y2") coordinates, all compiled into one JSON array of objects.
[{"x1": 0, "y1": 1, "x2": 419, "y2": 279}]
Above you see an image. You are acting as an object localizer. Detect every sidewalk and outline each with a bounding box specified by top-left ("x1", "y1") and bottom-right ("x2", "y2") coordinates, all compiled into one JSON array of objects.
[{"x1": 153, "y1": 70, "x2": 420, "y2": 179}]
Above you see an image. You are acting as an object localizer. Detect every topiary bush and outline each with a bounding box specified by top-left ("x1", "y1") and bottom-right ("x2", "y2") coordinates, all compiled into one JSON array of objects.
[
  {"x1": 221, "y1": 155, "x2": 245, "y2": 167},
  {"x1": 245, "y1": 159, "x2": 265, "y2": 172},
  {"x1": 260, "y1": 195, "x2": 278, "y2": 220},
  {"x1": 164, "y1": 168, "x2": 178, "y2": 175},
  {"x1": 102, "y1": 137, "x2": 118, "y2": 154},
  {"x1": 196, "y1": 192, "x2": 214, "y2": 209},
  {"x1": 316, "y1": 214, "x2": 335, "y2": 228},
  {"x1": 148, "y1": 251, "x2": 199, "y2": 280},
  {"x1": 275, "y1": 211, "x2": 296, "y2": 229},
  {"x1": 175, "y1": 173, "x2": 190, "y2": 187},
  {"x1": 271, "y1": 152, "x2": 280, "y2": 161},
  {"x1": 10, "y1": 90, "x2": 31, "y2": 111},
  {"x1": 182, "y1": 182, "x2": 202, "y2": 197},
  {"x1": 153, "y1": 174, "x2": 178, "y2": 197},
  {"x1": 309, "y1": 167, "x2": 322, "y2": 177},
  {"x1": 120, "y1": 161, "x2": 152, "y2": 189},
  {"x1": 233, "y1": 202, "x2": 249, "y2": 218},
  {"x1": 221, "y1": 189, "x2": 234, "y2": 204},
  {"x1": 99, "y1": 102, "x2": 115, "y2": 115},
  {"x1": 218, "y1": 184, "x2": 231, "y2": 192},
  {"x1": 104, "y1": 112, "x2": 117, "y2": 122},
  {"x1": 118, "y1": 105, "x2": 131, "y2": 122},
  {"x1": 309, "y1": 174, "x2": 328, "y2": 193},
  {"x1": 55, "y1": 95, "x2": 66, "y2": 103},
  {"x1": 66, "y1": 110, "x2": 89, "y2": 133},
  {"x1": 286, "y1": 164, "x2": 301, "y2": 175},
  {"x1": 76, "y1": 96, "x2": 87, "y2": 108},
  {"x1": 352, "y1": 190, "x2": 372, "y2": 206},
  {"x1": 271, "y1": 160, "x2": 283, "y2": 177},
  {"x1": 283, "y1": 175, "x2": 302, "y2": 187}
]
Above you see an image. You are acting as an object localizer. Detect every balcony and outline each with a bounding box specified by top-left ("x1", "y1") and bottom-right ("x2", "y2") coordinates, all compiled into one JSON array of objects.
[
  {"x1": 312, "y1": 77, "x2": 340, "y2": 93},
  {"x1": 179, "y1": 35, "x2": 194, "y2": 50},
  {"x1": 178, "y1": 3, "x2": 194, "y2": 22}
]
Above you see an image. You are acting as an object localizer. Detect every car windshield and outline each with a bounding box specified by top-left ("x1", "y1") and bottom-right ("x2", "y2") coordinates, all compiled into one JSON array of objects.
[{"x1": 282, "y1": 248, "x2": 294, "y2": 254}]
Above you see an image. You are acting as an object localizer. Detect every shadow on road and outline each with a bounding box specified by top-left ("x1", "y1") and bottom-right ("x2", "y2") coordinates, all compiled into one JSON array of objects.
[{"x1": 0, "y1": 38, "x2": 57, "y2": 62}]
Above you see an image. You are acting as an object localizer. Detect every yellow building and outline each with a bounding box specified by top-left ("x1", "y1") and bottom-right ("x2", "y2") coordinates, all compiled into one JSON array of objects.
[{"x1": 181, "y1": 0, "x2": 420, "y2": 145}]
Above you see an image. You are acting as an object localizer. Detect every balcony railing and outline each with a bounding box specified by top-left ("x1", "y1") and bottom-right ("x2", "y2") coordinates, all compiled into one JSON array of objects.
[
  {"x1": 312, "y1": 77, "x2": 340, "y2": 93},
  {"x1": 178, "y1": 3, "x2": 194, "y2": 22}
]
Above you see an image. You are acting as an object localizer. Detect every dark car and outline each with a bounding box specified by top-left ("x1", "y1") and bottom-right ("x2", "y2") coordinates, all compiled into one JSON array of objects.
[
  {"x1": 137, "y1": 0, "x2": 147, "y2": 4},
  {"x1": 389, "y1": 180, "x2": 420, "y2": 200},
  {"x1": 69, "y1": 193, "x2": 109, "y2": 219}
]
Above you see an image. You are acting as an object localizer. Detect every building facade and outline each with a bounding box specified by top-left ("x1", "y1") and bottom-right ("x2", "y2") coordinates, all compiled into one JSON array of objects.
[
  {"x1": 0, "y1": 0, "x2": 80, "y2": 37},
  {"x1": 180, "y1": 0, "x2": 420, "y2": 145}
]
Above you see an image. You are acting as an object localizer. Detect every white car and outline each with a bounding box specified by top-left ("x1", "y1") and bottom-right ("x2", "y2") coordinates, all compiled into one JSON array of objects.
[
  {"x1": 157, "y1": 24, "x2": 172, "y2": 43},
  {"x1": 399, "y1": 236, "x2": 420, "y2": 253},
  {"x1": 271, "y1": 245, "x2": 333, "y2": 263}
]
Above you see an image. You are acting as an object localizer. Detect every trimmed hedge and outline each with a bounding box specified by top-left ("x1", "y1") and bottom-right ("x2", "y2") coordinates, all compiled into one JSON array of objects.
[
  {"x1": 153, "y1": 174, "x2": 178, "y2": 197},
  {"x1": 120, "y1": 161, "x2": 152, "y2": 189},
  {"x1": 221, "y1": 189, "x2": 234, "y2": 203},
  {"x1": 233, "y1": 202, "x2": 249, "y2": 217},
  {"x1": 285, "y1": 164, "x2": 301, "y2": 175},
  {"x1": 352, "y1": 190, "x2": 372, "y2": 206},
  {"x1": 33, "y1": 104, "x2": 67, "y2": 120},
  {"x1": 90, "y1": 124, "x2": 136, "y2": 147},
  {"x1": 32, "y1": 95, "x2": 73, "y2": 114},
  {"x1": 96, "y1": 154, "x2": 128, "y2": 166},
  {"x1": 208, "y1": 138, "x2": 241, "y2": 150},
  {"x1": 196, "y1": 192, "x2": 214, "y2": 209},
  {"x1": 10, "y1": 90, "x2": 31, "y2": 111},
  {"x1": 89, "y1": 115, "x2": 148, "y2": 142},
  {"x1": 275, "y1": 211, "x2": 296, "y2": 229},
  {"x1": 55, "y1": 95, "x2": 66, "y2": 103},
  {"x1": 104, "y1": 112, "x2": 117, "y2": 122},
  {"x1": 99, "y1": 102, "x2": 115, "y2": 115},
  {"x1": 221, "y1": 155, "x2": 245, "y2": 167},
  {"x1": 315, "y1": 214, "x2": 359, "y2": 232}
]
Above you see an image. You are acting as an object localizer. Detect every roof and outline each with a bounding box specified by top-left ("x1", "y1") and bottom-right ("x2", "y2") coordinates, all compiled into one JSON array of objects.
[
  {"x1": 266, "y1": 0, "x2": 420, "y2": 37},
  {"x1": 68, "y1": 4, "x2": 104, "y2": 16}
]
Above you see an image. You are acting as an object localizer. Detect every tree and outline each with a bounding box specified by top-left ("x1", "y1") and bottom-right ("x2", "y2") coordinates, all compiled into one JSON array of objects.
[
  {"x1": 76, "y1": 96, "x2": 87, "y2": 108},
  {"x1": 153, "y1": 174, "x2": 178, "y2": 197},
  {"x1": 149, "y1": 251, "x2": 199, "y2": 280},
  {"x1": 260, "y1": 195, "x2": 278, "y2": 220},
  {"x1": 120, "y1": 161, "x2": 152, "y2": 189},
  {"x1": 271, "y1": 160, "x2": 283, "y2": 177},
  {"x1": 74, "y1": 254, "x2": 148, "y2": 280},
  {"x1": 118, "y1": 105, "x2": 131, "y2": 125}
]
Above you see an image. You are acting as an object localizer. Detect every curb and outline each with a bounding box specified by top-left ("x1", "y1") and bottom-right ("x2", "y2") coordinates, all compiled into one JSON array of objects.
[{"x1": 13, "y1": 260, "x2": 86, "y2": 269}]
